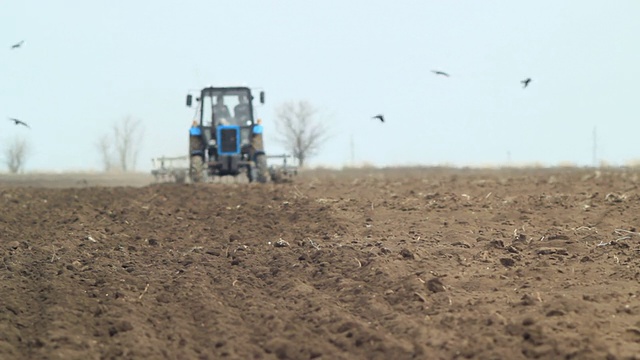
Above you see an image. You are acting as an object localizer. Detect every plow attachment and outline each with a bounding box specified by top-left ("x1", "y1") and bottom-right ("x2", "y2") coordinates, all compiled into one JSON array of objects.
[
  {"x1": 151, "y1": 156, "x2": 190, "y2": 183},
  {"x1": 267, "y1": 154, "x2": 298, "y2": 183}
]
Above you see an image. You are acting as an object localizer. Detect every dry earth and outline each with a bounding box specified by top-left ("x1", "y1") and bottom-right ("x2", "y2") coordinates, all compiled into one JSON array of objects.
[{"x1": 1, "y1": 167, "x2": 640, "y2": 359}]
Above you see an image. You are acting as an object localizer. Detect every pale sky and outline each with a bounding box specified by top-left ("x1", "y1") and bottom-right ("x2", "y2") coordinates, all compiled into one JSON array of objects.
[{"x1": 1, "y1": 1, "x2": 639, "y2": 171}]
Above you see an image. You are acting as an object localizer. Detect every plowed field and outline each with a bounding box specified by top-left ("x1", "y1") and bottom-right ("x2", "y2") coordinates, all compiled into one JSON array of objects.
[{"x1": 1, "y1": 168, "x2": 640, "y2": 359}]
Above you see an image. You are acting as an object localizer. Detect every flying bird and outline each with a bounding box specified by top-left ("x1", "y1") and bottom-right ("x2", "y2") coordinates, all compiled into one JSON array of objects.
[
  {"x1": 431, "y1": 70, "x2": 450, "y2": 77},
  {"x1": 372, "y1": 114, "x2": 384, "y2": 123},
  {"x1": 8, "y1": 117, "x2": 30, "y2": 129},
  {"x1": 521, "y1": 78, "x2": 532, "y2": 88},
  {"x1": 10, "y1": 40, "x2": 24, "y2": 50}
]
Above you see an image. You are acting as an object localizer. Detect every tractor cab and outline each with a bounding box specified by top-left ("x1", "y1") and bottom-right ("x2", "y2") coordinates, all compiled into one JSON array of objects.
[{"x1": 187, "y1": 87, "x2": 261, "y2": 128}]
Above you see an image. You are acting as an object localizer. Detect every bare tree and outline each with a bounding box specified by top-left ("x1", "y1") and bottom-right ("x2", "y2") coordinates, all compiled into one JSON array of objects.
[
  {"x1": 274, "y1": 100, "x2": 329, "y2": 167},
  {"x1": 97, "y1": 116, "x2": 144, "y2": 172},
  {"x1": 3, "y1": 137, "x2": 30, "y2": 174}
]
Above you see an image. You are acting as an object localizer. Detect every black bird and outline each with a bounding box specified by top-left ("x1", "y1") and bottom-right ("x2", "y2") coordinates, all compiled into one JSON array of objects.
[
  {"x1": 8, "y1": 117, "x2": 30, "y2": 129},
  {"x1": 10, "y1": 40, "x2": 24, "y2": 50},
  {"x1": 521, "y1": 78, "x2": 532, "y2": 88},
  {"x1": 431, "y1": 70, "x2": 450, "y2": 77},
  {"x1": 372, "y1": 114, "x2": 384, "y2": 123}
]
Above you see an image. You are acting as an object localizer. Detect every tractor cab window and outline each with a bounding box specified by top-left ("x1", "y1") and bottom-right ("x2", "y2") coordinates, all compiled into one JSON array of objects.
[
  {"x1": 201, "y1": 90, "x2": 253, "y2": 127},
  {"x1": 233, "y1": 95, "x2": 252, "y2": 125}
]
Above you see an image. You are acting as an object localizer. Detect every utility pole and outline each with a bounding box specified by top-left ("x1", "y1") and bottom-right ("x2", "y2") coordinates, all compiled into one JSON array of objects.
[{"x1": 592, "y1": 126, "x2": 597, "y2": 167}]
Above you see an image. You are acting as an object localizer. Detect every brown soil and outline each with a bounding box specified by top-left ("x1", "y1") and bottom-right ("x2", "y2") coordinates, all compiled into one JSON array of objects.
[{"x1": 1, "y1": 168, "x2": 640, "y2": 359}]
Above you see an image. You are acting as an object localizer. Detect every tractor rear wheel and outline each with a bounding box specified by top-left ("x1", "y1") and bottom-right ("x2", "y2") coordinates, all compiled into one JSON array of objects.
[
  {"x1": 190, "y1": 155, "x2": 204, "y2": 183},
  {"x1": 255, "y1": 154, "x2": 269, "y2": 183}
]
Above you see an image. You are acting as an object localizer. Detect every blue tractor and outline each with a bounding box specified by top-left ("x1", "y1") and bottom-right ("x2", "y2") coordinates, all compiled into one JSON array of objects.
[{"x1": 186, "y1": 86, "x2": 270, "y2": 183}]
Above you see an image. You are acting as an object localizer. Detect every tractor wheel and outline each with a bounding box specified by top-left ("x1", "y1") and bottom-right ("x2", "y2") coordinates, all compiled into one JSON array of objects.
[
  {"x1": 255, "y1": 154, "x2": 269, "y2": 183},
  {"x1": 190, "y1": 155, "x2": 204, "y2": 183},
  {"x1": 247, "y1": 166, "x2": 254, "y2": 183}
]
